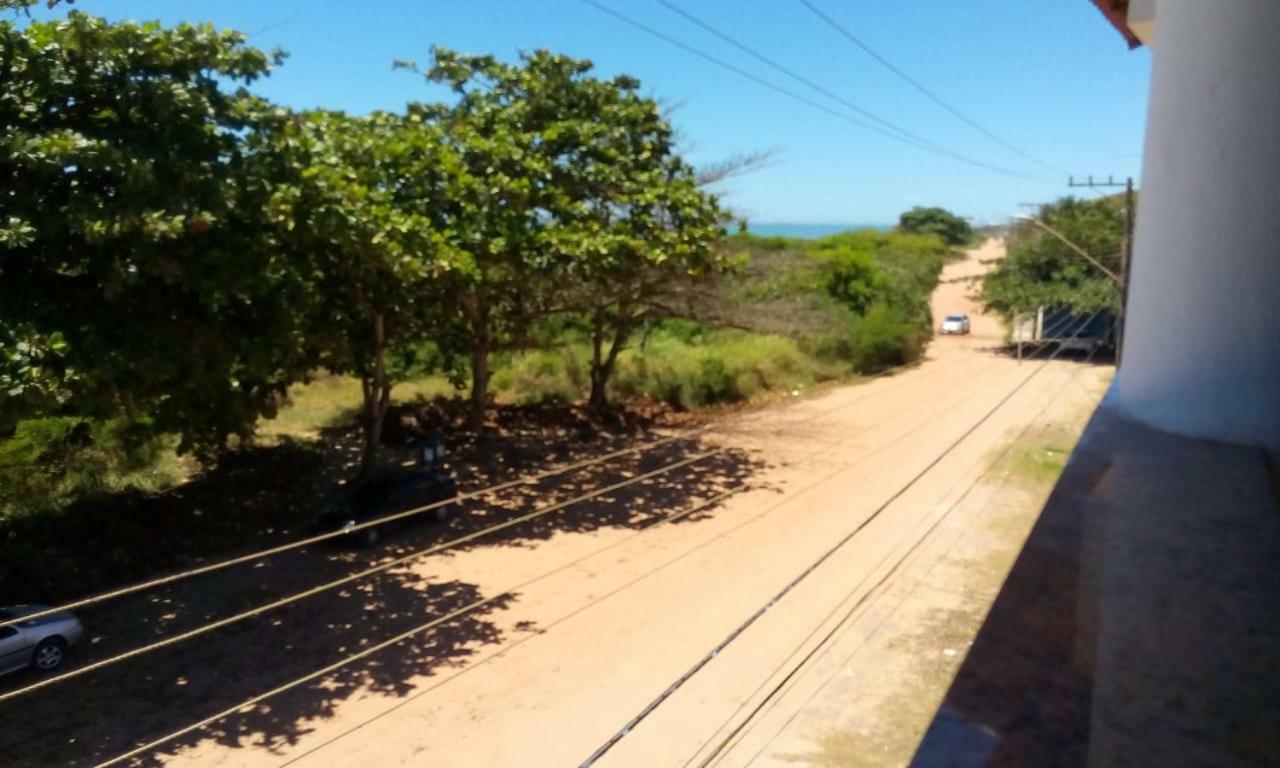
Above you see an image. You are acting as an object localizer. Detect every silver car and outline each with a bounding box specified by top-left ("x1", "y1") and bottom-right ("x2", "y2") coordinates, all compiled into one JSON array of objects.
[{"x1": 0, "y1": 605, "x2": 84, "y2": 675}]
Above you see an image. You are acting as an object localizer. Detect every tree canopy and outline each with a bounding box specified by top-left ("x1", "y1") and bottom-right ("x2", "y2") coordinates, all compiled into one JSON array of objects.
[
  {"x1": 404, "y1": 47, "x2": 725, "y2": 421},
  {"x1": 897, "y1": 206, "x2": 972, "y2": 246},
  {"x1": 1, "y1": 10, "x2": 728, "y2": 471},
  {"x1": 258, "y1": 109, "x2": 461, "y2": 471},
  {"x1": 0, "y1": 12, "x2": 309, "y2": 454},
  {"x1": 980, "y1": 196, "x2": 1124, "y2": 318}
]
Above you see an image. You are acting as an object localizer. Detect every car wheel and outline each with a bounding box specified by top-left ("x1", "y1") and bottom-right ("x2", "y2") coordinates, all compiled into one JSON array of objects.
[
  {"x1": 434, "y1": 504, "x2": 450, "y2": 523},
  {"x1": 361, "y1": 527, "x2": 380, "y2": 547},
  {"x1": 32, "y1": 637, "x2": 66, "y2": 672}
]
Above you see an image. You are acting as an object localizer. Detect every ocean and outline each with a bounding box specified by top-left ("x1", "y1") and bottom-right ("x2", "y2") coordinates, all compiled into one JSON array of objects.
[{"x1": 746, "y1": 222, "x2": 892, "y2": 239}]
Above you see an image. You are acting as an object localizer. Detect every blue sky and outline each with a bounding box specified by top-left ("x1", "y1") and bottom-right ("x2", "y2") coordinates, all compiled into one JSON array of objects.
[{"x1": 43, "y1": 1, "x2": 1151, "y2": 225}]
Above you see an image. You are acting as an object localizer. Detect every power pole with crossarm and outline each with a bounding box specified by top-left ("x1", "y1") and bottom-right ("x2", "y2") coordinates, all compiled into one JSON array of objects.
[{"x1": 1068, "y1": 175, "x2": 1134, "y2": 366}]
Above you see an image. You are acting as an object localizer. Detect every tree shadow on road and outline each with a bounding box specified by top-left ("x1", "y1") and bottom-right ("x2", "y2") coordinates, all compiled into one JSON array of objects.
[{"x1": 0, "y1": 428, "x2": 767, "y2": 767}]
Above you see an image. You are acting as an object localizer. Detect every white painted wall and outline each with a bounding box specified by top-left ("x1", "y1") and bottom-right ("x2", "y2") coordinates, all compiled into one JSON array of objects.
[{"x1": 1111, "y1": 0, "x2": 1280, "y2": 452}]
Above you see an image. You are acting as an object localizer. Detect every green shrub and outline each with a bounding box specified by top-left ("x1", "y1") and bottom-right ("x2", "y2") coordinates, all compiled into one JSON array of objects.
[
  {"x1": 0, "y1": 417, "x2": 186, "y2": 519},
  {"x1": 850, "y1": 304, "x2": 919, "y2": 372},
  {"x1": 490, "y1": 347, "x2": 589, "y2": 405},
  {"x1": 809, "y1": 304, "x2": 927, "y2": 374},
  {"x1": 614, "y1": 330, "x2": 819, "y2": 409}
]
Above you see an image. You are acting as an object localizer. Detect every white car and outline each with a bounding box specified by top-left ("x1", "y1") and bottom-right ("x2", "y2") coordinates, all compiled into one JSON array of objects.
[
  {"x1": 939, "y1": 314, "x2": 971, "y2": 335},
  {"x1": 0, "y1": 605, "x2": 84, "y2": 675}
]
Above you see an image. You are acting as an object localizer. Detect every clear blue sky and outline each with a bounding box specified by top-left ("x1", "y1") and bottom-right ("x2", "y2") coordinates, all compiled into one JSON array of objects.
[{"x1": 43, "y1": 1, "x2": 1151, "y2": 226}]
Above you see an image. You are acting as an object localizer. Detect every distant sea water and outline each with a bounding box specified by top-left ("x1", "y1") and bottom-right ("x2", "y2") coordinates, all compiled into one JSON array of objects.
[{"x1": 746, "y1": 222, "x2": 892, "y2": 239}]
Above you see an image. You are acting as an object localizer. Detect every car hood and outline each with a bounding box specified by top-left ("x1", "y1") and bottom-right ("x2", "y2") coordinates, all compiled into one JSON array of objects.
[{"x1": 1, "y1": 605, "x2": 78, "y2": 627}]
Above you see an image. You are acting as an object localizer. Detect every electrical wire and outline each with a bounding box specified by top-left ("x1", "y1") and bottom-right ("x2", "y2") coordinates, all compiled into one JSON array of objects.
[
  {"x1": 576, "y1": 311, "x2": 1103, "y2": 766},
  {"x1": 795, "y1": 0, "x2": 1069, "y2": 176},
  {"x1": 273, "y1": 356, "x2": 1012, "y2": 766},
  {"x1": 0, "y1": 449, "x2": 721, "y2": 703},
  {"x1": 650, "y1": 0, "x2": 1051, "y2": 182},
  {"x1": 91, "y1": 484, "x2": 751, "y2": 768},
  {"x1": 5, "y1": 342, "x2": 983, "y2": 632},
  {"x1": 578, "y1": 0, "x2": 1048, "y2": 181},
  {"x1": 86, "y1": 347, "x2": 1016, "y2": 767},
  {"x1": 576, "y1": 0, "x2": 927, "y2": 150},
  {"x1": 0, "y1": 430, "x2": 708, "y2": 630},
  {"x1": 5, "y1": 351, "x2": 994, "y2": 701},
  {"x1": 736, "y1": 320, "x2": 1116, "y2": 767},
  {"x1": 691, "y1": 316, "x2": 1114, "y2": 767}
]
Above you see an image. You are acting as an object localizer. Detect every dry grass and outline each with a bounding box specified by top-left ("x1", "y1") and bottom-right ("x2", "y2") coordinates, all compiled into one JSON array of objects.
[{"x1": 257, "y1": 374, "x2": 457, "y2": 443}]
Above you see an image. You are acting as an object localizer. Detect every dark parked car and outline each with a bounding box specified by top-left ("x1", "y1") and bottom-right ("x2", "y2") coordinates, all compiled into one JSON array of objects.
[{"x1": 316, "y1": 469, "x2": 458, "y2": 546}]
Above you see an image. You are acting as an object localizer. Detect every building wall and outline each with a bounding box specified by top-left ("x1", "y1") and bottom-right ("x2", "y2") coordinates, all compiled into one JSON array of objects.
[{"x1": 1111, "y1": 0, "x2": 1280, "y2": 452}]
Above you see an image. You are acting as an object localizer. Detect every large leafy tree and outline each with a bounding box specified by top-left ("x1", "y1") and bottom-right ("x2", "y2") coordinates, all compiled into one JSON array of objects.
[
  {"x1": 409, "y1": 47, "x2": 725, "y2": 418},
  {"x1": 260, "y1": 110, "x2": 458, "y2": 474},
  {"x1": 565, "y1": 153, "x2": 725, "y2": 411},
  {"x1": 0, "y1": 12, "x2": 314, "y2": 454},
  {"x1": 532, "y1": 61, "x2": 726, "y2": 410},
  {"x1": 981, "y1": 196, "x2": 1123, "y2": 318},
  {"x1": 408, "y1": 48, "x2": 668, "y2": 429}
]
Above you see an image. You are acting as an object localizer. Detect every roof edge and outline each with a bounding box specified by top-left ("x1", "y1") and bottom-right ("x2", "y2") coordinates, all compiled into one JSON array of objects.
[{"x1": 1089, "y1": 0, "x2": 1143, "y2": 49}]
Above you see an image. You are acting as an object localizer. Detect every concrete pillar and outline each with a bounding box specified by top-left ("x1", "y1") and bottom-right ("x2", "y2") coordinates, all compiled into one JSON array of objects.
[{"x1": 1111, "y1": 0, "x2": 1280, "y2": 452}]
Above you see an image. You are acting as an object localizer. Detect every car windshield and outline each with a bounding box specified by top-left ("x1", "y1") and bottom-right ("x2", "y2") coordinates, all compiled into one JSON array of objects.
[
  {"x1": 348, "y1": 478, "x2": 401, "y2": 506},
  {"x1": 946, "y1": 315, "x2": 965, "y2": 321}
]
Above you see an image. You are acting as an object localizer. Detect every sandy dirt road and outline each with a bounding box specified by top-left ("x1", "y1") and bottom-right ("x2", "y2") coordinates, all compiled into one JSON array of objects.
[{"x1": 5, "y1": 240, "x2": 1112, "y2": 768}]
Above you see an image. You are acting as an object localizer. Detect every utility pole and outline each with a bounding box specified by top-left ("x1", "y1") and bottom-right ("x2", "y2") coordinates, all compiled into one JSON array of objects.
[{"x1": 1068, "y1": 175, "x2": 1134, "y2": 366}]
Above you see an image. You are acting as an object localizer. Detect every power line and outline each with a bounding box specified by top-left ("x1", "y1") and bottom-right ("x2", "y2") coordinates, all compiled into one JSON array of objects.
[
  {"x1": 795, "y1": 0, "x2": 1069, "y2": 176},
  {"x1": 0, "y1": 449, "x2": 721, "y2": 703},
  {"x1": 91, "y1": 482, "x2": 751, "y2": 768},
  {"x1": 577, "y1": 0, "x2": 1048, "y2": 182},
  {"x1": 649, "y1": 0, "x2": 1050, "y2": 182},
  {"x1": 273, "y1": 355, "x2": 1002, "y2": 766},
  {"x1": 10, "y1": 353, "x2": 989, "y2": 702},
  {"x1": 6, "y1": 345, "x2": 985, "y2": 632},
  {"x1": 88, "y1": 352, "x2": 1007, "y2": 766},
  {"x1": 0, "y1": 429, "x2": 710, "y2": 629},
  {"x1": 693, "y1": 316, "x2": 1115, "y2": 767},
  {"x1": 577, "y1": 312, "x2": 1103, "y2": 766},
  {"x1": 576, "y1": 0, "x2": 925, "y2": 150},
  {"x1": 88, "y1": 351, "x2": 1005, "y2": 767}
]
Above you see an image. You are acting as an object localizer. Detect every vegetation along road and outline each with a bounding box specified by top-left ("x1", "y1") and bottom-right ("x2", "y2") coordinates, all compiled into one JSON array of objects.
[{"x1": 0, "y1": 240, "x2": 1111, "y2": 767}]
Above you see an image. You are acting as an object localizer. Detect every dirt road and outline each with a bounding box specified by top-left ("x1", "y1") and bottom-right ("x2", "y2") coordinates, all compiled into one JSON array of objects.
[{"x1": 5, "y1": 239, "x2": 1112, "y2": 767}]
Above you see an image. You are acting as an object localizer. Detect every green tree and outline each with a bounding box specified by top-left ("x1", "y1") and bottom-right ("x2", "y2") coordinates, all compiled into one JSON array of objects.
[
  {"x1": 0, "y1": 11, "x2": 311, "y2": 455},
  {"x1": 981, "y1": 196, "x2": 1123, "y2": 319},
  {"x1": 406, "y1": 48, "x2": 722, "y2": 425},
  {"x1": 260, "y1": 110, "x2": 459, "y2": 475},
  {"x1": 548, "y1": 79, "x2": 725, "y2": 411},
  {"x1": 403, "y1": 49, "x2": 584, "y2": 430},
  {"x1": 898, "y1": 206, "x2": 972, "y2": 246}
]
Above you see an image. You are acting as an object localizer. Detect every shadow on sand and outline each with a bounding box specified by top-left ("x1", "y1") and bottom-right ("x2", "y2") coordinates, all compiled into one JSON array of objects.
[{"x1": 1, "y1": 423, "x2": 766, "y2": 767}]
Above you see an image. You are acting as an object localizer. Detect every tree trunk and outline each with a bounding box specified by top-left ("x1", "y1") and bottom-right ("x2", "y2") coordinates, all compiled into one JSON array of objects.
[
  {"x1": 468, "y1": 314, "x2": 490, "y2": 432},
  {"x1": 358, "y1": 313, "x2": 391, "y2": 479},
  {"x1": 589, "y1": 307, "x2": 608, "y2": 412},
  {"x1": 589, "y1": 302, "x2": 631, "y2": 413}
]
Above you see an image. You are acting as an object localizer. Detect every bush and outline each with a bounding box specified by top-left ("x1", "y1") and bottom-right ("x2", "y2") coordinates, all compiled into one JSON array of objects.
[
  {"x1": 810, "y1": 304, "x2": 926, "y2": 374},
  {"x1": 850, "y1": 304, "x2": 920, "y2": 372},
  {"x1": 490, "y1": 347, "x2": 589, "y2": 405},
  {"x1": 0, "y1": 417, "x2": 186, "y2": 519},
  {"x1": 615, "y1": 330, "x2": 820, "y2": 409}
]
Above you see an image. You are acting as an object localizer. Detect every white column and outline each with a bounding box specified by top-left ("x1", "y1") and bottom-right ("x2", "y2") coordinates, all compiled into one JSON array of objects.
[{"x1": 1112, "y1": 0, "x2": 1280, "y2": 452}]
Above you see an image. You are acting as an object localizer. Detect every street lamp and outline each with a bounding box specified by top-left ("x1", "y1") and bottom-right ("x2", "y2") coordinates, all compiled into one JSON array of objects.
[{"x1": 1013, "y1": 213, "x2": 1121, "y2": 283}]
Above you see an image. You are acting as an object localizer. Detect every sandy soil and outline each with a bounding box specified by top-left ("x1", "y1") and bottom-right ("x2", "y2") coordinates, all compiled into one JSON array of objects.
[{"x1": 1, "y1": 239, "x2": 1113, "y2": 768}]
